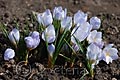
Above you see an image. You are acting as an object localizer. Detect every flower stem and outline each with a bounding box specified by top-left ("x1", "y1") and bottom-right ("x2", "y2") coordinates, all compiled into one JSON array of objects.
[
  {"x1": 48, "y1": 55, "x2": 53, "y2": 68},
  {"x1": 25, "y1": 50, "x2": 29, "y2": 64}
]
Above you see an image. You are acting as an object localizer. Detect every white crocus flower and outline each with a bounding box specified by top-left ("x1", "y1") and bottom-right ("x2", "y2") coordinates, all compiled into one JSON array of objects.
[
  {"x1": 101, "y1": 44, "x2": 118, "y2": 64},
  {"x1": 42, "y1": 24, "x2": 56, "y2": 43},
  {"x1": 86, "y1": 43, "x2": 102, "y2": 69},
  {"x1": 71, "y1": 22, "x2": 92, "y2": 44},
  {"x1": 90, "y1": 16, "x2": 101, "y2": 30},
  {"x1": 47, "y1": 44, "x2": 55, "y2": 57},
  {"x1": 87, "y1": 30, "x2": 102, "y2": 44},
  {"x1": 37, "y1": 9, "x2": 53, "y2": 26},
  {"x1": 8, "y1": 28, "x2": 20, "y2": 46},
  {"x1": 61, "y1": 16, "x2": 72, "y2": 32},
  {"x1": 87, "y1": 30, "x2": 104, "y2": 48},
  {"x1": 53, "y1": 6, "x2": 67, "y2": 20},
  {"x1": 4, "y1": 48, "x2": 15, "y2": 60},
  {"x1": 25, "y1": 31, "x2": 40, "y2": 50},
  {"x1": 74, "y1": 10, "x2": 88, "y2": 25}
]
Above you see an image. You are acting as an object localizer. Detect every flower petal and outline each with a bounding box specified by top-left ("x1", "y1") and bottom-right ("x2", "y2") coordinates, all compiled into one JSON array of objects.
[
  {"x1": 47, "y1": 44, "x2": 55, "y2": 57},
  {"x1": 61, "y1": 16, "x2": 72, "y2": 31},
  {"x1": 53, "y1": 6, "x2": 67, "y2": 20},
  {"x1": 8, "y1": 28, "x2": 20, "y2": 45},
  {"x1": 74, "y1": 10, "x2": 87, "y2": 25},
  {"x1": 90, "y1": 17, "x2": 101, "y2": 30},
  {"x1": 4, "y1": 48, "x2": 15, "y2": 60},
  {"x1": 42, "y1": 24, "x2": 56, "y2": 43}
]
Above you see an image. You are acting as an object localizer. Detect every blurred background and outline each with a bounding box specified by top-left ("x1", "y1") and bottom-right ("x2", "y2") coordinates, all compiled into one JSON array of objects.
[{"x1": 0, "y1": 0, "x2": 120, "y2": 19}]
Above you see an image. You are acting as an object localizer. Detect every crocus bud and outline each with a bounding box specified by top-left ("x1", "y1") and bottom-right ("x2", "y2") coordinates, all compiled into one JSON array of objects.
[
  {"x1": 61, "y1": 16, "x2": 72, "y2": 32},
  {"x1": 4, "y1": 48, "x2": 15, "y2": 60},
  {"x1": 86, "y1": 43, "x2": 102, "y2": 69},
  {"x1": 74, "y1": 10, "x2": 88, "y2": 25},
  {"x1": 47, "y1": 44, "x2": 55, "y2": 57},
  {"x1": 42, "y1": 24, "x2": 56, "y2": 43},
  {"x1": 37, "y1": 9, "x2": 53, "y2": 27},
  {"x1": 90, "y1": 17, "x2": 101, "y2": 30},
  {"x1": 53, "y1": 6, "x2": 67, "y2": 20},
  {"x1": 8, "y1": 28, "x2": 20, "y2": 46}
]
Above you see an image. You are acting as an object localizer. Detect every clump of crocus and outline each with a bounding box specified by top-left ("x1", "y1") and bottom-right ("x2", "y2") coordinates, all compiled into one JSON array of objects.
[
  {"x1": 1, "y1": 6, "x2": 119, "y2": 79},
  {"x1": 8, "y1": 28, "x2": 20, "y2": 48},
  {"x1": 4, "y1": 48, "x2": 15, "y2": 61}
]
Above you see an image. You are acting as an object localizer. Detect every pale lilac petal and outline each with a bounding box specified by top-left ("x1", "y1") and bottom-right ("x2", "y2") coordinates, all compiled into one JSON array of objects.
[
  {"x1": 104, "y1": 56, "x2": 113, "y2": 64},
  {"x1": 42, "y1": 24, "x2": 56, "y2": 43},
  {"x1": 29, "y1": 31, "x2": 40, "y2": 39},
  {"x1": 102, "y1": 44, "x2": 118, "y2": 64},
  {"x1": 108, "y1": 48, "x2": 118, "y2": 60},
  {"x1": 87, "y1": 30, "x2": 102, "y2": 44},
  {"x1": 71, "y1": 22, "x2": 92, "y2": 44},
  {"x1": 25, "y1": 37, "x2": 34, "y2": 48},
  {"x1": 53, "y1": 6, "x2": 67, "y2": 20},
  {"x1": 61, "y1": 16, "x2": 72, "y2": 31},
  {"x1": 25, "y1": 36, "x2": 40, "y2": 49},
  {"x1": 8, "y1": 28, "x2": 20, "y2": 45},
  {"x1": 86, "y1": 43, "x2": 102, "y2": 65},
  {"x1": 4, "y1": 48, "x2": 15, "y2": 60},
  {"x1": 37, "y1": 9, "x2": 53, "y2": 26},
  {"x1": 37, "y1": 13, "x2": 43, "y2": 25},
  {"x1": 42, "y1": 9, "x2": 53, "y2": 26},
  {"x1": 47, "y1": 44, "x2": 55, "y2": 57},
  {"x1": 72, "y1": 44, "x2": 79, "y2": 52},
  {"x1": 90, "y1": 17, "x2": 101, "y2": 30},
  {"x1": 94, "y1": 41, "x2": 104, "y2": 48},
  {"x1": 74, "y1": 10, "x2": 87, "y2": 25}
]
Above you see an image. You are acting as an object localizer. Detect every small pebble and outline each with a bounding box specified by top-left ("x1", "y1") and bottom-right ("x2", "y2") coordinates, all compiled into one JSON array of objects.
[{"x1": 112, "y1": 78, "x2": 117, "y2": 80}]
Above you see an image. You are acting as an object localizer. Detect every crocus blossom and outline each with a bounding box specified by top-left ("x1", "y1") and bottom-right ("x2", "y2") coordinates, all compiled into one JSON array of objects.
[
  {"x1": 25, "y1": 31, "x2": 40, "y2": 50},
  {"x1": 61, "y1": 16, "x2": 72, "y2": 31},
  {"x1": 74, "y1": 10, "x2": 88, "y2": 25},
  {"x1": 90, "y1": 17, "x2": 101, "y2": 30},
  {"x1": 37, "y1": 9, "x2": 53, "y2": 26},
  {"x1": 42, "y1": 24, "x2": 56, "y2": 43},
  {"x1": 87, "y1": 30, "x2": 104, "y2": 48},
  {"x1": 87, "y1": 30, "x2": 102, "y2": 43},
  {"x1": 47, "y1": 44, "x2": 55, "y2": 57},
  {"x1": 101, "y1": 44, "x2": 118, "y2": 64},
  {"x1": 8, "y1": 28, "x2": 20, "y2": 46},
  {"x1": 53, "y1": 6, "x2": 67, "y2": 20},
  {"x1": 4, "y1": 48, "x2": 15, "y2": 60},
  {"x1": 71, "y1": 22, "x2": 92, "y2": 44},
  {"x1": 86, "y1": 43, "x2": 102, "y2": 69}
]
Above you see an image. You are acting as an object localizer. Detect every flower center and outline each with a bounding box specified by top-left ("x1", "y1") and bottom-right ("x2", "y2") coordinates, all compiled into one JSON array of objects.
[{"x1": 106, "y1": 52, "x2": 110, "y2": 57}]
